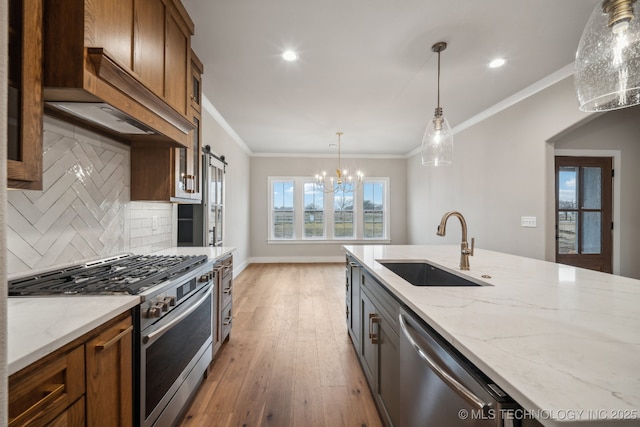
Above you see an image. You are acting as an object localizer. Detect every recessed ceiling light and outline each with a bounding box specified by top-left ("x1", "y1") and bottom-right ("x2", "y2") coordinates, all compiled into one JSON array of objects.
[
  {"x1": 489, "y1": 58, "x2": 506, "y2": 68},
  {"x1": 282, "y1": 50, "x2": 298, "y2": 61}
]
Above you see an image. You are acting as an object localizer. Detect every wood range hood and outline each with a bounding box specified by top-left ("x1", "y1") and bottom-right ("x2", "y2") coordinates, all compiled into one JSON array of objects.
[{"x1": 43, "y1": 0, "x2": 195, "y2": 148}]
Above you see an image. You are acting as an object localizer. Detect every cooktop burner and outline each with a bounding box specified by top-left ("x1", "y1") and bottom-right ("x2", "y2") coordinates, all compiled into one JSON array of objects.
[{"x1": 8, "y1": 254, "x2": 208, "y2": 296}]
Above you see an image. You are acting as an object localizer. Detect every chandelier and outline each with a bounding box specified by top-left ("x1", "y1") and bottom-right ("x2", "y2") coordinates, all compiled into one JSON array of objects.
[{"x1": 314, "y1": 132, "x2": 364, "y2": 193}]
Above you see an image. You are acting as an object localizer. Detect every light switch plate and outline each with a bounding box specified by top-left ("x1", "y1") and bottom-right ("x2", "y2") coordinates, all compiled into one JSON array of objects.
[
  {"x1": 152, "y1": 216, "x2": 158, "y2": 230},
  {"x1": 521, "y1": 216, "x2": 537, "y2": 228}
]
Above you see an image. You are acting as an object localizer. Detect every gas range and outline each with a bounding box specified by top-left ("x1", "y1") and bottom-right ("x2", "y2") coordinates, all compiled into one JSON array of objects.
[
  {"x1": 8, "y1": 253, "x2": 217, "y2": 427},
  {"x1": 8, "y1": 254, "x2": 209, "y2": 298}
]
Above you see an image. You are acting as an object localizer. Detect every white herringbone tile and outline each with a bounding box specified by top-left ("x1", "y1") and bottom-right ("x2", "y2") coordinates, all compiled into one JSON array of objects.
[{"x1": 7, "y1": 125, "x2": 127, "y2": 275}]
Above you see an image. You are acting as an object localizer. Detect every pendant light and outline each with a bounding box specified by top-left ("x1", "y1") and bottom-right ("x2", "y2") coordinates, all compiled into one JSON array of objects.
[
  {"x1": 421, "y1": 42, "x2": 453, "y2": 166},
  {"x1": 575, "y1": 0, "x2": 640, "y2": 111}
]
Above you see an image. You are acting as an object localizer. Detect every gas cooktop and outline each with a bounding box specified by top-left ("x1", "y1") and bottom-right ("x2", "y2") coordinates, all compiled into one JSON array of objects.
[{"x1": 8, "y1": 254, "x2": 209, "y2": 296}]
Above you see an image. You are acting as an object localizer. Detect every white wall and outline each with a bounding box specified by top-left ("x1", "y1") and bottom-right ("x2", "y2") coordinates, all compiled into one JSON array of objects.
[
  {"x1": 407, "y1": 76, "x2": 591, "y2": 260},
  {"x1": 552, "y1": 105, "x2": 640, "y2": 279},
  {"x1": 201, "y1": 103, "x2": 252, "y2": 274},
  {"x1": 250, "y1": 156, "x2": 408, "y2": 261}
]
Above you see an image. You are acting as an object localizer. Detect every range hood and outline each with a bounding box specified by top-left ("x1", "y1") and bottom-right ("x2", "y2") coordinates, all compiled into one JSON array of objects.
[{"x1": 47, "y1": 102, "x2": 157, "y2": 135}]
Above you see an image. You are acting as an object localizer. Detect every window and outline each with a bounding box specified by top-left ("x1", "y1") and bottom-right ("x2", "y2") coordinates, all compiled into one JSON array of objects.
[
  {"x1": 268, "y1": 176, "x2": 389, "y2": 243},
  {"x1": 334, "y1": 189, "x2": 354, "y2": 238},
  {"x1": 272, "y1": 180, "x2": 294, "y2": 239},
  {"x1": 303, "y1": 182, "x2": 324, "y2": 238},
  {"x1": 363, "y1": 181, "x2": 385, "y2": 239}
]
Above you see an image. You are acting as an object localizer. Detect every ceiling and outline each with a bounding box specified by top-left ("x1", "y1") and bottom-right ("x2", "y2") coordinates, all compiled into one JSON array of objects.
[{"x1": 183, "y1": 0, "x2": 601, "y2": 156}]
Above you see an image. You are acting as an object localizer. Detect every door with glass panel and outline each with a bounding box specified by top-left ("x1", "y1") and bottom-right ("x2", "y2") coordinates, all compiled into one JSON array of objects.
[{"x1": 555, "y1": 156, "x2": 613, "y2": 273}]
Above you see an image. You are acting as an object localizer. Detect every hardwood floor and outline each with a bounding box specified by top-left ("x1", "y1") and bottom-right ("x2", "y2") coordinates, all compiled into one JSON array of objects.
[{"x1": 180, "y1": 263, "x2": 383, "y2": 427}]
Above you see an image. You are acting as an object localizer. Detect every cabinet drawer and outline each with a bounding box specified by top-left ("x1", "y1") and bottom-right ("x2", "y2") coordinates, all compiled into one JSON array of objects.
[
  {"x1": 221, "y1": 275, "x2": 232, "y2": 309},
  {"x1": 9, "y1": 345, "x2": 85, "y2": 427},
  {"x1": 362, "y1": 271, "x2": 399, "y2": 334}
]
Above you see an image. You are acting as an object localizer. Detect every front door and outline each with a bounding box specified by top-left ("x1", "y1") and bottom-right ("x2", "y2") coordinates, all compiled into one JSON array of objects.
[{"x1": 555, "y1": 156, "x2": 613, "y2": 273}]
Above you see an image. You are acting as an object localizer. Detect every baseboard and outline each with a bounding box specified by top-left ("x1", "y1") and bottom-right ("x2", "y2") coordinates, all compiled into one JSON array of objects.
[
  {"x1": 248, "y1": 256, "x2": 345, "y2": 264},
  {"x1": 232, "y1": 258, "x2": 250, "y2": 278}
]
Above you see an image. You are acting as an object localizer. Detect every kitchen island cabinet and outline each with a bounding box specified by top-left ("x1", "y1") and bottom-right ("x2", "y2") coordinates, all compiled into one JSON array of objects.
[{"x1": 344, "y1": 245, "x2": 640, "y2": 426}]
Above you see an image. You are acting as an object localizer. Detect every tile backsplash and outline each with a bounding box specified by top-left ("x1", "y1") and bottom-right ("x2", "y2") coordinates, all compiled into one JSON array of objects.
[{"x1": 7, "y1": 116, "x2": 175, "y2": 275}]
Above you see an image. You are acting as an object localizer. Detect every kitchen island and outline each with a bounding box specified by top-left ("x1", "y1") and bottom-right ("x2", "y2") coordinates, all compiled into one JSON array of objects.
[{"x1": 344, "y1": 245, "x2": 640, "y2": 426}]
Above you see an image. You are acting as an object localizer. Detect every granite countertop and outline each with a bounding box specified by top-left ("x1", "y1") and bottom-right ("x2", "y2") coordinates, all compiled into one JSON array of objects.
[
  {"x1": 344, "y1": 245, "x2": 640, "y2": 426},
  {"x1": 8, "y1": 247, "x2": 236, "y2": 376}
]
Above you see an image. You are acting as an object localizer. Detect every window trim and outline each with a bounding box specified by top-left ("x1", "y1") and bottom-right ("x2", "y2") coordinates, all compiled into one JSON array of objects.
[{"x1": 268, "y1": 176, "x2": 390, "y2": 244}]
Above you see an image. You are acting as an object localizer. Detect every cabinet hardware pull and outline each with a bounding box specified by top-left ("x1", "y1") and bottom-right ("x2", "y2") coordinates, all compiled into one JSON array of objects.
[
  {"x1": 346, "y1": 306, "x2": 349, "y2": 318},
  {"x1": 95, "y1": 325, "x2": 133, "y2": 351},
  {"x1": 9, "y1": 383, "x2": 65, "y2": 426},
  {"x1": 223, "y1": 317, "x2": 232, "y2": 326},
  {"x1": 368, "y1": 313, "x2": 380, "y2": 344},
  {"x1": 349, "y1": 262, "x2": 357, "y2": 267},
  {"x1": 143, "y1": 285, "x2": 212, "y2": 345},
  {"x1": 398, "y1": 313, "x2": 490, "y2": 413},
  {"x1": 223, "y1": 287, "x2": 232, "y2": 294}
]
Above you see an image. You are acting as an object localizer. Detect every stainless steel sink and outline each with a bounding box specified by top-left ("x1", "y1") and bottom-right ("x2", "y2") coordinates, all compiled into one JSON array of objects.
[{"x1": 380, "y1": 262, "x2": 481, "y2": 287}]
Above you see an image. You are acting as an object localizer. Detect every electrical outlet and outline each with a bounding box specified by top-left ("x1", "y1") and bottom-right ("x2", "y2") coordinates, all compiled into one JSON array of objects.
[
  {"x1": 152, "y1": 216, "x2": 158, "y2": 230},
  {"x1": 521, "y1": 216, "x2": 537, "y2": 228}
]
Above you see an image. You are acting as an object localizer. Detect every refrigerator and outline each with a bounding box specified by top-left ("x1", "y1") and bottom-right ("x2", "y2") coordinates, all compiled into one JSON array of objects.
[{"x1": 177, "y1": 146, "x2": 226, "y2": 247}]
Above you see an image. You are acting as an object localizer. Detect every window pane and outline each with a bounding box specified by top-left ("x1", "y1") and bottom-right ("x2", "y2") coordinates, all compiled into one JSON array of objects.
[
  {"x1": 558, "y1": 211, "x2": 578, "y2": 254},
  {"x1": 559, "y1": 167, "x2": 578, "y2": 209},
  {"x1": 304, "y1": 182, "x2": 324, "y2": 238},
  {"x1": 334, "y1": 190, "x2": 354, "y2": 238},
  {"x1": 272, "y1": 181, "x2": 294, "y2": 238},
  {"x1": 582, "y1": 167, "x2": 601, "y2": 210},
  {"x1": 363, "y1": 182, "x2": 384, "y2": 239},
  {"x1": 581, "y1": 212, "x2": 601, "y2": 254}
]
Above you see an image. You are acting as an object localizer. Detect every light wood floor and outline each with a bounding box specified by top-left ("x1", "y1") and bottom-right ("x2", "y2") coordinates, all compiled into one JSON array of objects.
[{"x1": 180, "y1": 263, "x2": 383, "y2": 427}]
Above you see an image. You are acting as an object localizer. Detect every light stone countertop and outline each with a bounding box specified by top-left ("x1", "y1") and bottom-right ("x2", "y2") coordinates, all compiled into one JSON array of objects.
[
  {"x1": 343, "y1": 245, "x2": 640, "y2": 427},
  {"x1": 8, "y1": 295, "x2": 140, "y2": 375},
  {"x1": 8, "y1": 247, "x2": 235, "y2": 377}
]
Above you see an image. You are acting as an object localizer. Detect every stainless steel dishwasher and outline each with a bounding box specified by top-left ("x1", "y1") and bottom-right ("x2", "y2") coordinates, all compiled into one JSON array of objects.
[{"x1": 399, "y1": 307, "x2": 519, "y2": 427}]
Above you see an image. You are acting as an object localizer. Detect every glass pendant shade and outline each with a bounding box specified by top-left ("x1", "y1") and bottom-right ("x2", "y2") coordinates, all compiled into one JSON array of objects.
[
  {"x1": 421, "y1": 112, "x2": 453, "y2": 166},
  {"x1": 575, "y1": 0, "x2": 640, "y2": 111}
]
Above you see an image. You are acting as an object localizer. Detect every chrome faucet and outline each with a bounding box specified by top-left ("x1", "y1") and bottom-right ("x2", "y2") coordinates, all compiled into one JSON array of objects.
[{"x1": 436, "y1": 211, "x2": 475, "y2": 270}]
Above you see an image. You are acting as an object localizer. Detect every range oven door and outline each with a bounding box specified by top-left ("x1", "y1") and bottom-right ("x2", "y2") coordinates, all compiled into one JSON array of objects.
[{"x1": 140, "y1": 282, "x2": 213, "y2": 427}]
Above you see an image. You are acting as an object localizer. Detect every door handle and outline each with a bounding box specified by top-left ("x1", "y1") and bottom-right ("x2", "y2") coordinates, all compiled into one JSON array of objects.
[{"x1": 399, "y1": 313, "x2": 491, "y2": 414}]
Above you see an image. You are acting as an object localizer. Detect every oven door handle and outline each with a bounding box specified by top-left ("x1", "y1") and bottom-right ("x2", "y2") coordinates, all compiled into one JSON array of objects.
[{"x1": 143, "y1": 285, "x2": 211, "y2": 346}]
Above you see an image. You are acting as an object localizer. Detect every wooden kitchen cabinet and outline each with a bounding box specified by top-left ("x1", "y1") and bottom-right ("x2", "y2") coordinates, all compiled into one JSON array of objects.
[
  {"x1": 8, "y1": 345, "x2": 85, "y2": 426},
  {"x1": 131, "y1": 49, "x2": 203, "y2": 203},
  {"x1": 8, "y1": 312, "x2": 133, "y2": 427},
  {"x1": 7, "y1": 0, "x2": 44, "y2": 190},
  {"x1": 213, "y1": 254, "x2": 233, "y2": 357},
  {"x1": 190, "y1": 52, "x2": 204, "y2": 113},
  {"x1": 85, "y1": 316, "x2": 133, "y2": 427},
  {"x1": 43, "y1": 0, "x2": 195, "y2": 148},
  {"x1": 359, "y1": 272, "x2": 400, "y2": 427}
]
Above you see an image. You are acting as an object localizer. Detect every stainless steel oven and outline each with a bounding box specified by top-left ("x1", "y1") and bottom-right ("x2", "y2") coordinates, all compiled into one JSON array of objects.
[
  {"x1": 8, "y1": 253, "x2": 215, "y2": 427},
  {"x1": 137, "y1": 261, "x2": 214, "y2": 427}
]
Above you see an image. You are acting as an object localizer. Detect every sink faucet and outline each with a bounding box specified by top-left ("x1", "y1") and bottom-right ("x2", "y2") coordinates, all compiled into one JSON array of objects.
[{"x1": 436, "y1": 211, "x2": 475, "y2": 270}]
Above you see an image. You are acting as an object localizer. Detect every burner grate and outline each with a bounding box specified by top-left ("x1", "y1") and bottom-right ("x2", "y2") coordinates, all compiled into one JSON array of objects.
[{"x1": 8, "y1": 254, "x2": 208, "y2": 296}]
